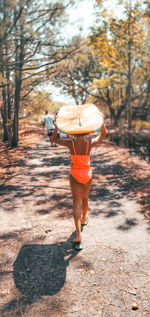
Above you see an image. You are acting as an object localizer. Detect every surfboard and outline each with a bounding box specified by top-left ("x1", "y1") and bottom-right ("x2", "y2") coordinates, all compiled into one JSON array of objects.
[{"x1": 56, "y1": 104, "x2": 104, "y2": 135}]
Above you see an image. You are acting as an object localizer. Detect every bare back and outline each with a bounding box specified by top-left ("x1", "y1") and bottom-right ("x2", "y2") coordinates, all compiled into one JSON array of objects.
[
  {"x1": 51, "y1": 123, "x2": 107, "y2": 152},
  {"x1": 70, "y1": 138, "x2": 91, "y2": 155}
]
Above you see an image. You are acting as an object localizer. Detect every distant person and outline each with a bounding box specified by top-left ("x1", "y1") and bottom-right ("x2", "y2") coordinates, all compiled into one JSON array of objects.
[
  {"x1": 51, "y1": 118, "x2": 107, "y2": 250},
  {"x1": 42, "y1": 110, "x2": 55, "y2": 146}
]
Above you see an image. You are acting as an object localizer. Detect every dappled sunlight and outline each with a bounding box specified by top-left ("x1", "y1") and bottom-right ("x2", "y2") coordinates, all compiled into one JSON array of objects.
[
  {"x1": 0, "y1": 0, "x2": 149, "y2": 313},
  {"x1": 0, "y1": 125, "x2": 150, "y2": 316}
]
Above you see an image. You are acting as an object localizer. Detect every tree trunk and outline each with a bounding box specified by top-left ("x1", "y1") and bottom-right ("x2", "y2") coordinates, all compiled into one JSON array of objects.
[
  {"x1": 11, "y1": 17, "x2": 24, "y2": 147},
  {"x1": 2, "y1": 87, "x2": 8, "y2": 142},
  {"x1": 0, "y1": 34, "x2": 8, "y2": 142},
  {"x1": 6, "y1": 69, "x2": 12, "y2": 145},
  {"x1": 127, "y1": 0, "x2": 132, "y2": 129},
  {"x1": 106, "y1": 90, "x2": 118, "y2": 126},
  {"x1": 11, "y1": 77, "x2": 21, "y2": 147}
]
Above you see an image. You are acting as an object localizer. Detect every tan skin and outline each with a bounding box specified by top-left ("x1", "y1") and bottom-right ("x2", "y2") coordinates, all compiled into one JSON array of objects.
[{"x1": 51, "y1": 122, "x2": 107, "y2": 243}]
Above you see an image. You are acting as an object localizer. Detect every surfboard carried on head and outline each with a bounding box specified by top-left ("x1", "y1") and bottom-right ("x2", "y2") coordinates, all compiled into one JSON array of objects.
[{"x1": 56, "y1": 104, "x2": 104, "y2": 135}]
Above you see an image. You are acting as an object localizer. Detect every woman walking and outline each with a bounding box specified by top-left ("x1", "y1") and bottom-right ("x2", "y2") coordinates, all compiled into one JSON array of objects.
[{"x1": 51, "y1": 121, "x2": 107, "y2": 250}]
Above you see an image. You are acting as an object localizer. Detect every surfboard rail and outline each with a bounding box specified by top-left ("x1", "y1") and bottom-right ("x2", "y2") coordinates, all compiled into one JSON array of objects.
[{"x1": 56, "y1": 104, "x2": 104, "y2": 135}]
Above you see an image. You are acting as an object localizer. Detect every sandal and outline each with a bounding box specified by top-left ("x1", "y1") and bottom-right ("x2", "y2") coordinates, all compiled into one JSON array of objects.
[
  {"x1": 72, "y1": 241, "x2": 83, "y2": 251},
  {"x1": 81, "y1": 215, "x2": 89, "y2": 226}
]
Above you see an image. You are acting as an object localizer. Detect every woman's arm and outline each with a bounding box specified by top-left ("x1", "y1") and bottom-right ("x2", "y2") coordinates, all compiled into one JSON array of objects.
[
  {"x1": 91, "y1": 123, "x2": 107, "y2": 147},
  {"x1": 51, "y1": 122, "x2": 71, "y2": 148}
]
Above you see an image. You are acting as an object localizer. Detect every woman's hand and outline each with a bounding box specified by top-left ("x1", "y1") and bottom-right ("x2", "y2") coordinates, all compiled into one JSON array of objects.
[{"x1": 91, "y1": 123, "x2": 107, "y2": 147}]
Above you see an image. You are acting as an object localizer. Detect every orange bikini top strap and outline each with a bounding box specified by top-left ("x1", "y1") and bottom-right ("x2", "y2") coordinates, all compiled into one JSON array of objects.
[
  {"x1": 72, "y1": 140, "x2": 76, "y2": 155},
  {"x1": 72, "y1": 140, "x2": 89, "y2": 155},
  {"x1": 86, "y1": 141, "x2": 89, "y2": 155}
]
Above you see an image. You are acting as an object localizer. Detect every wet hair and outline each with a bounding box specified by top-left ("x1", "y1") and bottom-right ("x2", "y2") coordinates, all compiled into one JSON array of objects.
[{"x1": 73, "y1": 133, "x2": 89, "y2": 139}]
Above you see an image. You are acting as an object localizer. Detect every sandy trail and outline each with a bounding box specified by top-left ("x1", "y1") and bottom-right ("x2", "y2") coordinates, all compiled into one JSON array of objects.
[{"x1": 0, "y1": 132, "x2": 150, "y2": 317}]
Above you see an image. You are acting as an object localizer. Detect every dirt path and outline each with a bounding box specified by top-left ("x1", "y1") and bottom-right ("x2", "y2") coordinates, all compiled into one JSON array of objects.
[{"x1": 0, "y1": 128, "x2": 150, "y2": 317}]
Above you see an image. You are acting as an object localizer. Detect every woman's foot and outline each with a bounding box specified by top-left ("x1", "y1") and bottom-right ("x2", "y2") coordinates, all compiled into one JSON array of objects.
[
  {"x1": 81, "y1": 215, "x2": 89, "y2": 226},
  {"x1": 72, "y1": 240, "x2": 83, "y2": 251}
]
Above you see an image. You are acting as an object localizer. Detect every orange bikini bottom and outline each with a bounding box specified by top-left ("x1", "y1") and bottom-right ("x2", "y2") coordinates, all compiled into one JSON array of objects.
[{"x1": 70, "y1": 167, "x2": 92, "y2": 184}]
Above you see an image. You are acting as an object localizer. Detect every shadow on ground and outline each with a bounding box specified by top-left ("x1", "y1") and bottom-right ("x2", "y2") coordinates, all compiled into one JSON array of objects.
[
  {"x1": 1, "y1": 232, "x2": 78, "y2": 315},
  {"x1": 91, "y1": 153, "x2": 150, "y2": 216}
]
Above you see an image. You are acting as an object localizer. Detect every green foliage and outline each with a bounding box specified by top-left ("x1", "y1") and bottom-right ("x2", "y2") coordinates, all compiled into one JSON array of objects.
[
  {"x1": 132, "y1": 120, "x2": 150, "y2": 133},
  {"x1": 49, "y1": 38, "x2": 98, "y2": 105},
  {"x1": 89, "y1": 0, "x2": 150, "y2": 126},
  {"x1": 0, "y1": 0, "x2": 75, "y2": 146},
  {"x1": 20, "y1": 91, "x2": 53, "y2": 119},
  {"x1": 19, "y1": 90, "x2": 65, "y2": 123}
]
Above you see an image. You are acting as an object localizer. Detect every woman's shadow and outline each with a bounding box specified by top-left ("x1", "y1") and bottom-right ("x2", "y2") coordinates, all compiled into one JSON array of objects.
[{"x1": 2, "y1": 232, "x2": 78, "y2": 314}]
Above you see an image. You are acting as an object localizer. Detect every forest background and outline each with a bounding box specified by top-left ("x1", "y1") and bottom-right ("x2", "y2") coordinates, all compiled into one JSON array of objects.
[{"x1": 0, "y1": 0, "x2": 149, "y2": 159}]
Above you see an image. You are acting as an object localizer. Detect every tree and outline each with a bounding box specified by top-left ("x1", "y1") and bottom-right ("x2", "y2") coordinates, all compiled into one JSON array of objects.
[
  {"x1": 89, "y1": 0, "x2": 150, "y2": 126},
  {"x1": 20, "y1": 91, "x2": 53, "y2": 120},
  {"x1": 0, "y1": 0, "x2": 75, "y2": 146},
  {"x1": 49, "y1": 37, "x2": 98, "y2": 105}
]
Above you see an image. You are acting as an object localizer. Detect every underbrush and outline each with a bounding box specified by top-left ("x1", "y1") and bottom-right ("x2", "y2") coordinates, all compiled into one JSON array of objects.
[{"x1": 132, "y1": 120, "x2": 150, "y2": 133}]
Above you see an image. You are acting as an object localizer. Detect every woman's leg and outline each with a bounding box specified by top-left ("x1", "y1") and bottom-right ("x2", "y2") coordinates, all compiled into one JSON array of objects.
[
  {"x1": 70, "y1": 175, "x2": 82, "y2": 242},
  {"x1": 81, "y1": 178, "x2": 92, "y2": 224}
]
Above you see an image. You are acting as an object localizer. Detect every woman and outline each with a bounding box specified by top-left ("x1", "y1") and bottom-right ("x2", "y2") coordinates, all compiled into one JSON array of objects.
[{"x1": 51, "y1": 121, "x2": 107, "y2": 250}]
